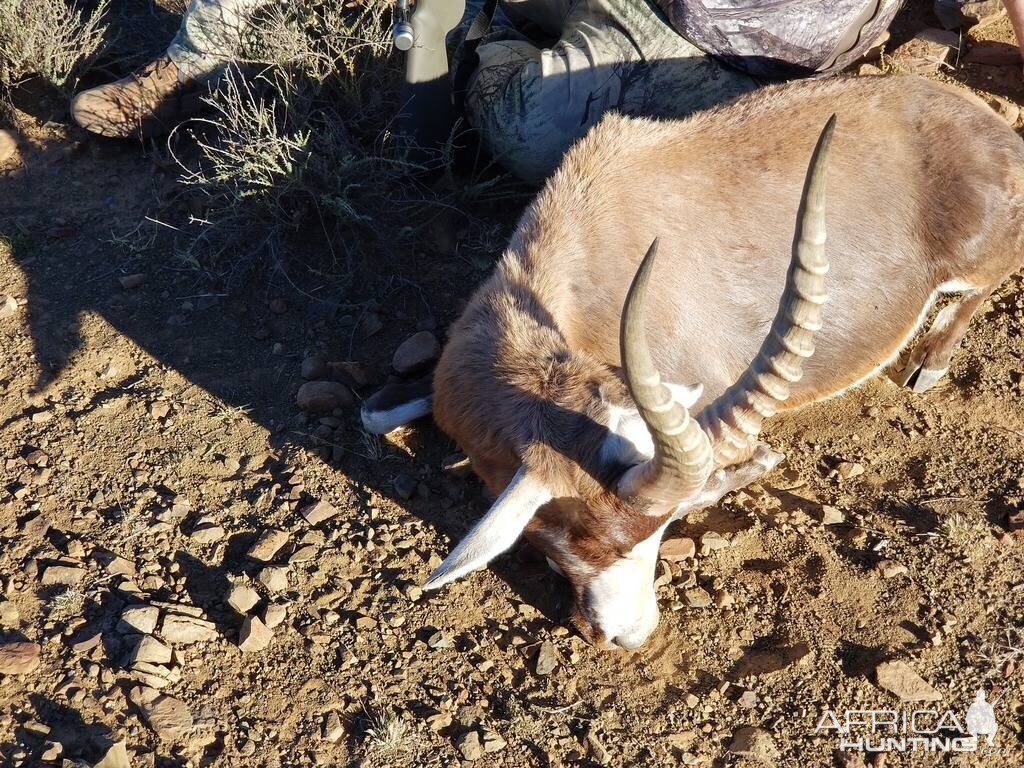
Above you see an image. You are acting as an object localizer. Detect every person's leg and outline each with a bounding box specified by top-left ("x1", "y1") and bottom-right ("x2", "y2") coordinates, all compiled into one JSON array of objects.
[
  {"x1": 167, "y1": 0, "x2": 269, "y2": 82},
  {"x1": 71, "y1": 0, "x2": 267, "y2": 138},
  {"x1": 466, "y1": 0, "x2": 758, "y2": 182}
]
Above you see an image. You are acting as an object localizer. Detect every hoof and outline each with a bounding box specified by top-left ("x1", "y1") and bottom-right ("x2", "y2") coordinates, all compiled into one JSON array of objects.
[{"x1": 894, "y1": 360, "x2": 948, "y2": 393}]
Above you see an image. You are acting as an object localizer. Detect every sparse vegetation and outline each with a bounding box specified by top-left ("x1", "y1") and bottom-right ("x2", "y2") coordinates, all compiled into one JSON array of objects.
[
  {"x1": 363, "y1": 707, "x2": 415, "y2": 755},
  {"x1": 935, "y1": 513, "x2": 990, "y2": 550},
  {"x1": 0, "y1": 0, "x2": 109, "y2": 92},
  {"x1": 170, "y1": 0, "x2": 453, "y2": 287},
  {"x1": 48, "y1": 586, "x2": 86, "y2": 622}
]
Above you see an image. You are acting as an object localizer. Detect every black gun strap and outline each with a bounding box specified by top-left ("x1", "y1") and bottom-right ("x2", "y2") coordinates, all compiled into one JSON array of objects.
[{"x1": 452, "y1": 0, "x2": 499, "y2": 117}]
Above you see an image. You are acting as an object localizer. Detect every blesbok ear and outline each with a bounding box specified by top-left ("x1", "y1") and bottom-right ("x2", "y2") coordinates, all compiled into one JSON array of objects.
[
  {"x1": 360, "y1": 373, "x2": 433, "y2": 435},
  {"x1": 423, "y1": 467, "x2": 552, "y2": 591}
]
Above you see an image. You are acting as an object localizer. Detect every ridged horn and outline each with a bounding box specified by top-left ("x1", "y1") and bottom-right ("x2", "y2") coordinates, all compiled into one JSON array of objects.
[
  {"x1": 617, "y1": 239, "x2": 715, "y2": 507},
  {"x1": 697, "y1": 115, "x2": 836, "y2": 465}
]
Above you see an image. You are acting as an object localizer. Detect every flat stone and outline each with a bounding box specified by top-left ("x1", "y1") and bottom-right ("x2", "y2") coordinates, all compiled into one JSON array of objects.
[
  {"x1": 392, "y1": 331, "x2": 440, "y2": 375},
  {"x1": 875, "y1": 661, "x2": 943, "y2": 702},
  {"x1": 131, "y1": 687, "x2": 194, "y2": 741},
  {"x1": 189, "y1": 524, "x2": 225, "y2": 544},
  {"x1": 94, "y1": 741, "x2": 131, "y2": 768},
  {"x1": 820, "y1": 505, "x2": 845, "y2": 525},
  {"x1": 0, "y1": 641, "x2": 41, "y2": 675},
  {"x1": 118, "y1": 274, "x2": 146, "y2": 290},
  {"x1": 300, "y1": 499, "x2": 338, "y2": 525},
  {"x1": 685, "y1": 588, "x2": 713, "y2": 609},
  {"x1": 876, "y1": 559, "x2": 908, "y2": 579},
  {"x1": 729, "y1": 726, "x2": 780, "y2": 764},
  {"x1": 160, "y1": 614, "x2": 218, "y2": 644},
  {"x1": 226, "y1": 583, "x2": 261, "y2": 614},
  {"x1": 322, "y1": 711, "x2": 345, "y2": 743},
  {"x1": 69, "y1": 630, "x2": 103, "y2": 654},
  {"x1": 263, "y1": 603, "x2": 287, "y2": 628},
  {"x1": 301, "y1": 354, "x2": 328, "y2": 380},
  {"x1": 40, "y1": 564, "x2": 86, "y2": 586},
  {"x1": 238, "y1": 615, "x2": 273, "y2": 652},
  {"x1": 119, "y1": 605, "x2": 160, "y2": 635},
  {"x1": 535, "y1": 641, "x2": 558, "y2": 675},
  {"x1": 699, "y1": 531, "x2": 730, "y2": 554},
  {"x1": 129, "y1": 636, "x2": 172, "y2": 665},
  {"x1": 660, "y1": 537, "x2": 696, "y2": 562},
  {"x1": 456, "y1": 730, "x2": 485, "y2": 761},
  {"x1": 257, "y1": 566, "x2": 289, "y2": 593},
  {"x1": 482, "y1": 727, "x2": 507, "y2": 753},
  {"x1": 247, "y1": 529, "x2": 289, "y2": 562},
  {"x1": 0, "y1": 601, "x2": 20, "y2": 627},
  {"x1": 296, "y1": 380, "x2": 353, "y2": 413}
]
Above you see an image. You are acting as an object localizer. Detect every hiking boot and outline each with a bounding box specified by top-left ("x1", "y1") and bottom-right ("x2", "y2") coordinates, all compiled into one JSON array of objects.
[{"x1": 70, "y1": 56, "x2": 206, "y2": 138}]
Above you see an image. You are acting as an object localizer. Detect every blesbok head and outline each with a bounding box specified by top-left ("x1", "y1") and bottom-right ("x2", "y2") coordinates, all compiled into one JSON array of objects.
[{"x1": 363, "y1": 116, "x2": 835, "y2": 649}]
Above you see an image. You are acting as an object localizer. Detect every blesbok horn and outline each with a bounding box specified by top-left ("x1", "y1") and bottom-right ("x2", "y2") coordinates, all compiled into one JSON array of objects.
[
  {"x1": 698, "y1": 115, "x2": 835, "y2": 465},
  {"x1": 616, "y1": 239, "x2": 715, "y2": 507}
]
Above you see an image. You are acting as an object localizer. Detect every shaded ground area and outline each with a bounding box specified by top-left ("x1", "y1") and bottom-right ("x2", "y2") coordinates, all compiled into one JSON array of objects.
[{"x1": 1, "y1": 1, "x2": 1024, "y2": 767}]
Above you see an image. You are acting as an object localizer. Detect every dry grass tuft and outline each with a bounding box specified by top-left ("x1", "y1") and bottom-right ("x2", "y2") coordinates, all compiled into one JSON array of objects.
[
  {"x1": 170, "y1": 0, "x2": 453, "y2": 287},
  {"x1": 0, "y1": 0, "x2": 109, "y2": 92},
  {"x1": 48, "y1": 586, "x2": 87, "y2": 622},
  {"x1": 364, "y1": 707, "x2": 416, "y2": 755}
]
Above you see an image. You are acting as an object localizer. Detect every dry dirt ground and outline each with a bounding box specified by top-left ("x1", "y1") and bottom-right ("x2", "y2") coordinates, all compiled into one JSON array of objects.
[{"x1": 2, "y1": 2, "x2": 1024, "y2": 768}]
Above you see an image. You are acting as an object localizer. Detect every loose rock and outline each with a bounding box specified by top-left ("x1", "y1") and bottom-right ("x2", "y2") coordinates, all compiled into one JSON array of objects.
[
  {"x1": 296, "y1": 381, "x2": 353, "y2": 413},
  {"x1": 247, "y1": 529, "x2": 289, "y2": 562},
  {"x1": 129, "y1": 636, "x2": 173, "y2": 665},
  {"x1": 119, "y1": 605, "x2": 160, "y2": 635},
  {"x1": 0, "y1": 641, "x2": 41, "y2": 675},
  {"x1": 934, "y1": 0, "x2": 1005, "y2": 29},
  {"x1": 238, "y1": 615, "x2": 273, "y2": 652},
  {"x1": 227, "y1": 582, "x2": 261, "y2": 614},
  {"x1": 258, "y1": 566, "x2": 289, "y2": 593},
  {"x1": 40, "y1": 564, "x2": 86, "y2": 586},
  {"x1": 729, "y1": 726, "x2": 780, "y2": 764},
  {"x1": 131, "y1": 687, "x2": 194, "y2": 740},
  {"x1": 161, "y1": 614, "x2": 218, "y2": 644},
  {"x1": 535, "y1": 641, "x2": 558, "y2": 675},
  {"x1": 455, "y1": 730, "x2": 485, "y2": 761},
  {"x1": 392, "y1": 331, "x2": 440, "y2": 375},
  {"x1": 876, "y1": 559, "x2": 908, "y2": 579},
  {"x1": 300, "y1": 499, "x2": 338, "y2": 525},
  {"x1": 820, "y1": 505, "x2": 845, "y2": 525},
  {"x1": 94, "y1": 741, "x2": 131, "y2": 768},
  {"x1": 301, "y1": 354, "x2": 328, "y2": 380},
  {"x1": 322, "y1": 711, "x2": 345, "y2": 743},
  {"x1": 875, "y1": 660, "x2": 943, "y2": 702},
  {"x1": 660, "y1": 537, "x2": 696, "y2": 562},
  {"x1": 118, "y1": 274, "x2": 146, "y2": 290}
]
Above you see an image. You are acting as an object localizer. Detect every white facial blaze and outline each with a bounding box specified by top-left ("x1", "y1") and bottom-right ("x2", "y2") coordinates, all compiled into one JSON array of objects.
[
  {"x1": 602, "y1": 381, "x2": 703, "y2": 469},
  {"x1": 582, "y1": 522, "x2": 669, "y2": 649}
]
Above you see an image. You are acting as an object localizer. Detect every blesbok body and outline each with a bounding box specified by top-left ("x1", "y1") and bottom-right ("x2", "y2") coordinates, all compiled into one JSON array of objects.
[{"x1": 362, "y1": 75, "x2": 1024, "y2": 649}]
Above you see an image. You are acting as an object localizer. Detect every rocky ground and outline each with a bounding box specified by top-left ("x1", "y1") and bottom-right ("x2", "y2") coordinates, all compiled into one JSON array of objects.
[{"x1": 2, "y1": 2, "x2": 1024, "y2": 767}]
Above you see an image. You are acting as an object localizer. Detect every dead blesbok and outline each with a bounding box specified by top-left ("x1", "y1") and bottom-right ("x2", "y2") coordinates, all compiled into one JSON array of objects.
[{"x1": 362, "y1": 75, "x2": 1024, "y2": 649}]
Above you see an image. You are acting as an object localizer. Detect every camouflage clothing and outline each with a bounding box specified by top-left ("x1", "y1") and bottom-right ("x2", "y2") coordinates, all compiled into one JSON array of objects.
[
  {"x1": 464, "y1": 0, "x2": 899, "y2": 180},
  {"x1": 655, "y1": 0, "x2": 903, "y2": 78}
]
